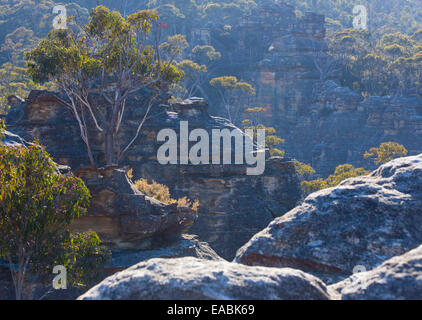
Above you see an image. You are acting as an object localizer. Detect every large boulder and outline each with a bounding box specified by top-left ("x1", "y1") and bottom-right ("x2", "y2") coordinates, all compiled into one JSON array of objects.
[
  {"x1": 78, "y1": 257, "x2": 333, "y2": 300},
  {"x1": 330, "y1": 244, "x2": 422, "y2": 300},
  {"x1": 70, "y1": 166, "x2": 197, "y2": 251},
  {"x1": 235, "y1": 154, "x2": 422, "y2": 284}
]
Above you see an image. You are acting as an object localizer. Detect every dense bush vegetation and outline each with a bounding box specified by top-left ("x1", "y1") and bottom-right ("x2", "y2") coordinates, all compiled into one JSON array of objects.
[
  {"x1": 328, "y1": 28, "x2": 422, "y2": 96},
  {"x1": 301, "y1": 164, "x2": 370, "y2": 197},
  {"x1": 0, "y1": 121, "x2": 110, "y2": 299},
  {"x1": 299, "y1": 142, "x2": 409, "y2": 197}
]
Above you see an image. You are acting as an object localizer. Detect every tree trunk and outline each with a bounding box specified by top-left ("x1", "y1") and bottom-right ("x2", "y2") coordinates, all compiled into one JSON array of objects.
[{"x1": 104, "y1": 129, "x2": 115, "y2": 166}]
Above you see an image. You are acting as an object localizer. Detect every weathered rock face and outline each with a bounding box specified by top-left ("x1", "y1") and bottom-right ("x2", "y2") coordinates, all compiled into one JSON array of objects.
[
  {"x1": 209, "y1": 2, "x2": 422, "y2": 176},
  {"x1": 157, "y1": 157, "x2": 301, "y2": 259},
  {"x1": 0, "y1": 131, "x2": 196, "y2": 250},
  {"x1": 78, "y1": 257, "x2": 333, "y2": 300},
  {"x1": 209, "y1": 3, "x2": 327, "y2": 124},
  {"x1": 281, "y1": 92, "x2": 422, "y2": 176},
  {"x1": 1, "y1": 130, "x2": 31, "y2": 147},
  {"x1": 71, "y1": 166, "x2": 197, "y2": 250},
  {"x1": 251, "y1": 15, "x2": 422, "y2": 176},
  {"x1": 253, "y1": 17, "x2": 422, "y2": 176},
  {"x1": 330, "y1": 244, "x2": 422, "y2": 300},
  {"x1": 6, "y1": 90, "x2": 302, "y2": 259},
  {"x1": 235, "y1": 154, "x2": 422, "y2": 284}
]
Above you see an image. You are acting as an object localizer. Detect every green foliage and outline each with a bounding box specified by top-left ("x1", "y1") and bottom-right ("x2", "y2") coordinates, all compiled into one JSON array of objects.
[
  {"x1": 286, "y1": 0, "x2": 422, "y2": 35},
  {"x1": 0, "y1": 62, "x2": 56, "y2": 114},
  {"x1": 210, "y1": 76, "x2": 255, "y2": 124},
  {"x1": 159, "y1": 34, "x2": 189, "y2": 60},
  {"x1": 210, "y1": 76, "x2": 238, "y2": 90},
  {"x1": 294, "y1": 161, "x2": 316, "y2": 180},
  {"x1": 242, "y1": 107, "x2": 285, "y2": 158},
  {"x1": 191, "y1": 45, "x2": 222, "y2": 65},
  {"x1": 0, "y1": 127, "x2": 109, "y2": 299},
  {"x1": 25, "y1": 5, "x2": 183, "y2": 166},
  {"x1": 171, "y1": 59, "x2": 208, "y2": 99},
  {"x1": 269, "y1": 148, "x2": 285, "y2": 157},
  {"x1": 300, "y1": 178, "x2": 327, "y2": 196},
  {"x1": 178, "y1": 60, "x2": 207, "y2": 78},
  {"x1": 364, "y1": 142, "x2": 408, "y2": 165},
  {"x1": 301, "y1": 164, "x2": 370, "y2": 197},
  {"x1": 328, "y1": 28, "x2": 422, "y2": 96},
  {"x1": 0, "y1": 1, "x2": 89, "y2": 65},
  {"x1": 36, "y1": 231, "x2": 111, "y2": 289}
]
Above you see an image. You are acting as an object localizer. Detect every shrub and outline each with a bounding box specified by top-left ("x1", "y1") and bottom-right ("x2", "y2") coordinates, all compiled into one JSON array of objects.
[
  {"x1": 301, "y1": 164, "x2": 370, "y2": 197},
  {"x1": 364, "y1": 142, "x2": 408, "y2": 165},
  {"x1": 134, "y1": 178, "x2": 199, "y2": 211},
  {"x1": 294, "y1": 161, "x2": 316, "y2": 180}
]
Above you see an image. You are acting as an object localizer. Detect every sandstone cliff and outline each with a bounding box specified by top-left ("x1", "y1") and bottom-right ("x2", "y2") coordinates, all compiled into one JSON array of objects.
[
  {"x1": 207, "y1": 3, "x2": 422, "y2": 176},
  {"x1": 5, "y1": 90, "x2": 302, "y2": 259}
]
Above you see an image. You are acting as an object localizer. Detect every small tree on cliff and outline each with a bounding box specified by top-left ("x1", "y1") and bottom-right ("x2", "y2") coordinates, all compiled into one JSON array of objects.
[
  {"x1": 26, "y1": 6, "x2": 182, "y2": 166},
  {"x1": 209, "y1": 76, "x2": 255, "y2": 125},
  {"x1": 242, "y1": 107, "x2": 285, "y2": 157},
  {"x1": 301, "y1": 164, "x2": 370, "y2": 197},
  {"x1": 0, "y1": 120, "x2": 109, "y2": 299},
  {"x1": 364, "y1": 142, "x2": 408, "y2": 165}
]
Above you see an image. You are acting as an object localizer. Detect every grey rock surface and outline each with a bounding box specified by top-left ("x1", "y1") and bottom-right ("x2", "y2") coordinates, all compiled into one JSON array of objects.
[
  {"x1": 79, "y1": 257, "x2": 333, "y2": 300},
  {"x1": 107, "y1": 234, "x2": 223, "y2": 270},
  {"x1": 330, "y1": 244, "x2": 422, "y2": 300},
  {"x1": 235, "y1": 154, "x2": 422, "y2": 284}
]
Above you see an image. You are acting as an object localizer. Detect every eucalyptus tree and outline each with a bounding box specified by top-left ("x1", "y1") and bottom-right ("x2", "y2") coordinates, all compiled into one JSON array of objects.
[{"x1": 26, "y1": 6, "x2": 182, "y2": 166}]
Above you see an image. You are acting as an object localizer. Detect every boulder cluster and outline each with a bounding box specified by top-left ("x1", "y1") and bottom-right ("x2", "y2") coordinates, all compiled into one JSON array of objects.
[{"x1": 78, "y1": 154, "x2": 422, "y2": 300}]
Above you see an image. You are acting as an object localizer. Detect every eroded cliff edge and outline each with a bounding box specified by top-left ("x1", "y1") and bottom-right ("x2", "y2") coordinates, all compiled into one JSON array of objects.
[{"x1": 5, "y1": 90, "x2": 302, "y2": 259}]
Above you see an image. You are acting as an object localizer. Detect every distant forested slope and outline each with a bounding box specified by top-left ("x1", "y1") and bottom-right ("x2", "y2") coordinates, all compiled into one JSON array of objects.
[
  {"x1": 285, "y1": 0, "x2": 422, "y2": 34},
  {"x1": 0, "y1": 0, "x2": 421, "y2": 113}
]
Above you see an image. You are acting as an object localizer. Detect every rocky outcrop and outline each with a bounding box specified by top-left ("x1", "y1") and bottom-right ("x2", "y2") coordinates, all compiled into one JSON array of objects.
[
  {"x1": 252, "y1": 15, "x2": 422, "y2": 176},
  {"x1": 6, "y1": 90, "x2": 302, "y2": 259},
  {"x1": 78, "y1": 257, "x2": 333, "y2": 300},
  {"x1": 0, "y1": 129, "x2": 196, "y2": 251},
  {"x1": 71, "y1": 166, "x2": 197, "y2": 251},
  {"x1": 211, "y1": 2, "x2": 422, "y2": 176},
  {"x1": 106, "y1": 234, "x2": 223, "y2": 272},
  {"x1": 235, "y1": 154, "x2": 422, "y2": 284},
  {"x1": 330, "y1": 244, "x2": 422, "y2": 300},
  {"x1": 251, "y1": 13, "x2": 422, "y2": 176}
]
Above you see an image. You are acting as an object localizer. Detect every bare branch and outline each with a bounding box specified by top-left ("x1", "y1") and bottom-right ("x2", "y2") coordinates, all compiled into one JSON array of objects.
[{"x1": 118, "y1": 94, "x2": 158, "y2": 163}]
